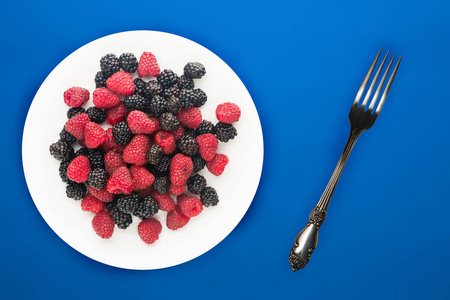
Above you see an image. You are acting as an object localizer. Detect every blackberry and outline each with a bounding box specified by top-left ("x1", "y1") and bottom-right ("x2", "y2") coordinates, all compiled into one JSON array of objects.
[
  {"x1": 59, "y1": 128, "x2": 76, "y2": 145},
  {"x1": 184, "y1": 62, "x2": 206, "y2": 79},
  {"x1": 157, "y1": 69, "x2": 179, "y2": 88},
  {"x1": 66, "y1": 182, "x2": 87, "y2": 200},
  {"x1": 146, "y1": 143, "x2": 164, "y2": 165},
  {"x1": 49, "y1": 140, "x2": 74, "y2": 161},
  {"x1": 177, "y1": 135, "x2": 198, "y2": 156},
  {"x1": 94, "y1": 71, "x2": 108, "y2": 88},
  {"x1": 155, "y1": 156, "x2": 171, "y2": 173},
  {"x1": 87, "y1": 168, "x2": 108, "y2": 190},
  {"x1": 59, "y1": 161, "x2": 72, "y2": 183},
  {"x1": 119, "y1": 53, "x2": 138, "y2": 73},
  {"x1": 187, "y1": 174, "x2": 207, "y2": 194},
  {"x1": 184, "y1": 127, "x2": 197, "y2": 139},
  {"x1": 147, "y1": 80, "x2": 163, "y2": 97},
  {"x1": 123, "y1": 94, "x2": 150, "y2": 112},
  {"x1": 166, "y1": 95, "x2": 182, "y2": 115},
  {"x1": 87, "y1": 148, "x2": 106, "y2": 169},
  {"x1": 200, "y1": 186, "x2": 219, "y2": 207},
  {"x1": 67, "y1": 107, "x2": 85, "y2": 119},
  {"x1": 178, "y1": 75, "x2": 194, "y2": 89},
  {"x1": 159, "y1": 112, "x2": 180, "y2": 131},
  {"x1": 214, "y1": 122, "x2": 237, "y2": 142},
  {"x1": 116, "y1": 193, "x2": 139, "y2": 214},
  {"x1": 86, "y1": 107, "x2": 107, "y2": 124},
  {"x1": 147, "y1": 164, "x2": 168, "y2": 178},
  {"x1": 150, "y1": 95, "x2": 167, "y2": 116},
  {"x1": 112, "y1": 121, "x2": 133, "y2": 145},
  {"x1": 134, "y1": 196, "x2": 159, "y2": 219},
  {"x1": 192, "y1": 154, "x2": 206, "y2": 172},
  {"x1": 153, "y1": 176, "x2": 169, "y2": 194},
  {"x1": 75, "y1": 147, "x2": 89, "y2": 157},
  {"x1": 100, "y1": 53, "x2": 121, "y2": 77},
  {"x1": 163, "y1": 85, "x2": 180, "y2": 98},
  {"x1": 179, "y1": 88, "x2": 196, "y2": 109},
  {"x1": 196, "y1": 120, "x2": 214, "y2": 135},
  {"x1": 105, "y1": 198, "x2": 117, "y2": 212},
  {"x1": 109, "y1": 206, "x2": 133, "y2": 229},
  {"x1": 193, "y1": 88, "x2": 207, "y2": 107},
  {"x1": 134, "y1": 78, "x2": 150, "y2": 97}
]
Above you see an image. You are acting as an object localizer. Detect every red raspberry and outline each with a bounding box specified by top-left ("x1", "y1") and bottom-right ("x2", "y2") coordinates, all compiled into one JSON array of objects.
[
  {"x1": 155, "y1": 131, "x2": 176, "y2": 155},
  {"x1": 123, "y1": 135, "x2": 150, "y2": 166},
  {"x1": 168, "y1": 183, "x2": 186, "y2": 196},
  {"x1": 172, "y1": 124, "x2": 185, "y2": 141},
  {"x1": 177, "y1": 194, "x2": 203, "y2": 217},
  {"x1": 206, "y1": 153, "x2": 229, "y2": 176},
  {"x1": 105, "y1": 102, "x2": 128, "y2": 125},
  {"x1": 81, "y1": 193, "x2": 105, "y2": 213},
  {"x1": 151, "y1": 191, "x2": 175, "y2": 212},
  {"x1": 148, "y1": 116, "x2": 161, "y2": 132},
  {"x1": 196, "y1": 133, "x2": 218, "y2": 161},
  {"x1": 136, "y1": 186, "x2": 154, "y2": 197},
  {"x1": 107, "y1": 166, "x2": 133, "y2": 194},
  {"x1": 106, "y1": 71, "x2": 135, "y2": 95},
  {"x1": 104, "y1": 151, "x2": 126, "y2": 175},
  {"x1": 67, "y1": 155, "x2": 91, "y2": 183},
  {"x1": 130, "y1": 165, "x2": 155, "y2": 190},
  {"x1": 84, "y1": 121, "x2": 106, "y2": 149},
  {"x1": 89, "y1": 186, "x2": 114, "y2": 203},
  {"x1": 65, "y1": 113, "x2": 90, "y2": 140},
  {"x1": 138, "y1": 218, "x2": 162, "y2": 244},
  {"x1": 127, "y1": 110, "x2": 158, "y2": 134},
  {"x1": 166, "y1": 205, "x2": 190, "y2": 230},
  {"x1": 93, "y1": 87, "x2": 120, "y2": 109},
  {"x1": 216, "y1": 102, "x2": 241, "y2": 123},
  {"x1": 170, "y1": 153, "x2": 193, "y2": 185},
  {"x1": 177, "y1": 107, "x2": 202, "y2": 129},
  {"x1": 137, "y1": 51, "x2": 160, "y2": 78},
  {"x1": 63, "y1": 86, "x2": 89, "y2": 108},
  {"x1": 92, "y1": 211, "x2": 114, "y2": 239},
  {"x1": 102, "y1": 128, "x2": 126, "y2": 153}
]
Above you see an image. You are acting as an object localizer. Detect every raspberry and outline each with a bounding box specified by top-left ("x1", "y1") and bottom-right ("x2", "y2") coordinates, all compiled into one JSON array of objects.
[
  {"x1": 65, "y1": 113, "x2": 90, "y2": 140},
  {"x1": 81, "y1": 194, "x2": 105, "y2": 214},
  {"x1": 112, "y1": 121, "x2": 133, "y2": 145},
  {"x1": 186, "y1": 174, "x2": 206, "y2": 194},
  {"x1": 49, "y1": 140, "x2": 74, "y2": 161},
  {"x1": 133, "y1": 78, "x2": 151, "y2": 97},
  {"x1": 177, "y1": 135, "x2": 198, "y2": 157},
  {"x1": 127, "y1": 110, "x2": 158, "y2": 134},
  {"x1": 200, "y1": 186, "x2": 219, "y2": 207},
  {"x1": 151, "y1": 191, "x2": 175, "y2": 211},
  {"x1": 159, "y1": 112, "x2": 180, "y2": 131},
  {"x1": 95, "y1": 71, "x2": 108, "y2": 88},
  {"x1": 193, "y1": 88, "x2": 207, "y2": 107},
  {"x1": 206, "y1": 153, "x2": 229, "y2": 176},
  {"x1": 196, "y1": 119, "x2": 214, "y2": 135},
  {"x1": 192, "y1": 154, "x2": 206, "y2": 172},
  {"x1": 138, "y1": 218, "x2": 162, "y2": 244},
  {"x1": 137, "y1": 51, "x2": 160, "y2": 78},
  {"x1": 59, "y1": 161, "x2": 72, "y2": 183},
  {"x1": 177, "y1": 107, "x2": 202, "y2": 129},
  {"x1": 67, "y1": 155, "x2": 91, "y2": 183},
  {"x1": 92, "y1": 211, "x2": 115, "y2": 239},
  {"x1": 63, "y1": 87, "x2": 89, "y2": 108},
  {"x1": 146, "y1": 143, "x2": 164, "y2": 165},
  {"x1": 195, "y1": 133, "x2": 218, "y2": 161},
  {"x1": 107, "y1": 166, "x2": 133, "y2": 195},
  {"x1": 66, "y1": 182, "x2": 87, "y2": 200},
  {"x1": 87, "y1": 148, "x2": 106, "y2": 169},
  {"x1": 166, "y1": 95, "x2": 182, "y2": 115},
  {"x1": 166, "y1": 205, "x2": 190, "y2": 230},
  {"x1": 89, "y1": 186, "x2": 114, "y2": 203},
  {"x1": 67, "y1": 107, "x2": 85, "y2": 119},
  {"x1": 84, "y1": 121, "x2": 106, "y2": 149},
  {"x1": 172, "y1": 124, "x2": 185, "y2": 141},
  {"x1": 105, "y1": 102, "x2": 128, "y2": 125},
  {"x1": 108, "y1": 206, "x2": 133, "y2": 229},
  {"x1": 150, "y1": 95, "x2": 167, "y2": 116},
  {"x1": 184, "y1": 62, "x2": 206, "y2": 79},
  {"x1": 155, "y1": 131, "x2": 176, "y2": 155},
  {"x1": 134, "y1": 196, "x2": 159, "y2": 219},
  {"x1": 216, "y1": 102, "x2": 241, "y2": 123},
  {"x1": 130, "y1": 165, "x2": 155, "y2": 190},
  {"x1": 214, "y1": 122, "x2": 237, "y2": 142},
  {"x1": 102, "y1": 128, "x2": 126, "y2": 153},
  {"x1": 157, "y1": 69, "x2": 179, "y2": 88},
  {"x1": 177, "y1": 194, "x2": 203, "y2": 217},
  {"x1": 86, "y1": 107, "x2": 107, "y2": 124},
  {"x1": 87, "y1": 168, "x2": 108, "y2": 190},
  {"x1": 168, "y1": 183, "x2": 186, "y2": 196},
  {"x1": 104, "y1": 151, "x2": 126, "y2": 175},
  {"x1": 100, "y1": 53, "x2": 120, "y2": 77},
  {"x1": 179, "y1": 88, "x2": 196, "y2": 109},
  {"x1": 152, "y1": 176, "x2": 170, "y2": 194},
  {"x1": 116, "y1": 193, "x2": 139, "y2": 214},
  {"x1": 124, "y1": 94, "x2": 151, "y2": 112},
  {"x1": 106, "y1": 71, "x2": 135, "y2": 95},
  {"x1": 123, "y1": 135, "x2": 150, "y2": 166},
  {"x1": 178, "y1": 75, "x2": 194, "y2": 89},
  {"x1": 169, "y1": 153, "x2": 193, "y2": 185},
  {"x1": 119, "y1": 53, "x2": 138, "y2": 73},
  {"x1": 92, "y1": 87, "x2": 121, "y2": 109}
]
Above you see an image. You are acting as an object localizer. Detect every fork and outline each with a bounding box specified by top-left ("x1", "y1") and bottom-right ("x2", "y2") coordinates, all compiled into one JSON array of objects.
[{"x1": 288, "y1": 49, "x2": 402, "y2": 271}]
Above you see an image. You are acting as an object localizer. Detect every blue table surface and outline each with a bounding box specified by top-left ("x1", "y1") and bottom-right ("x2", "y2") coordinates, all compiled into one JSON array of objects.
[{"x1": 2, "y1": 0, "x2": 449, "y2": 299}]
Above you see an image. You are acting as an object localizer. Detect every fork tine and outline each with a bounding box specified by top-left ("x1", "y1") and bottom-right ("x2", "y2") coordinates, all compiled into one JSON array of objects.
[
  {"x1": 353, "y1": 48, "x2": 383, "y2": 106},
  {"x1": 361, "y1": 51, "x2": 390, "y2": 109},
  {"x1": 374, "y1": 56, "x2": 402, "y2": 115},
  {"x1": 368, "y1": 54, "x2": 396, "y2": 111}
]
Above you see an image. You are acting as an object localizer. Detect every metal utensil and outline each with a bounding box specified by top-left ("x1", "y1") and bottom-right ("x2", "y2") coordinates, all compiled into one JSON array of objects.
[{"x1": 288, "y1": 49, "x2": 402, "y2": 271}]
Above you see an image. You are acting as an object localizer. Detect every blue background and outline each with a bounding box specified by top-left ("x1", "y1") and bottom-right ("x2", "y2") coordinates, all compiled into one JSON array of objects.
[{"x1": 2, "y1": 0, "x2": 449, "y2": 299}]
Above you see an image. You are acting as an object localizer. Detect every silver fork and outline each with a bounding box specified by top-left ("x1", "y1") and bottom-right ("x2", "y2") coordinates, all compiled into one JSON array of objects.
[{"x1": 288, "y1": 49, "x2": 402, "y2": 271}]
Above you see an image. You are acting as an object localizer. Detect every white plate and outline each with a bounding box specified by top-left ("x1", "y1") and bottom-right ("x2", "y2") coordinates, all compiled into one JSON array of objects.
[{"x1": 22, "y1": 31, "x2": 264, "y2": 270}]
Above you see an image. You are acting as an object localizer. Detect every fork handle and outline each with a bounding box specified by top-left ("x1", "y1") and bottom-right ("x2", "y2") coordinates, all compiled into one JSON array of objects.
[{"x1": 289, "y1": 128, "x2": 362, "y2": 271}]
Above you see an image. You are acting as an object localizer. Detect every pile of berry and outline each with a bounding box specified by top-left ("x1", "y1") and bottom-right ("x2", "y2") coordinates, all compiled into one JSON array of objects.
[{"x1": 49, "y1": 51, "x2": 241, "y2": 244}]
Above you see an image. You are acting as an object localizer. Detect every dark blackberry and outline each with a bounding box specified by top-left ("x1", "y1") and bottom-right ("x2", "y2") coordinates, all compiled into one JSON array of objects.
[
  {"x1": 147, "y1": 80, "x2": 163, "y2": 97},
  {"x1": 134, "y1": 196, "x2": 159, "y2": 219},
  {"x1": 134, "y1": 78, "x2": 150, "y2": 97},
  {"x1": 86, "y1": 107, "x2": 107, "y2": 124},
  {"x1": 177, "y1": 135, "x2": 198, "y2": 156},
  {"x1": 196, "y1": 120, "x2": 214, "y2": 135},
  {"x1": 124, "y1": 94, "x2": 150, "y2": 112},
  {"x1": 59, "y1": 128, "x2": 76, "y2": 145},
  {"x1": 184, "y1": 62, "x2": 206, "y2": 79},
  {"x1": 193, "y1": 88, "x2": 207, "y2": 107},
  {"x1": 159, "y1": 112, "x2": 180, "y2": 131},
  {"x1": 146, "y1": 144, "x2": 164, "y2": 165},
  {"x1": 187, "y1": 174, "x2": 207, "y2": 194},
  {"x1": 147, "y1": 164, "x2": 168, "y2": 177},
  {"x1": 49, "y1": 140, "x2": 74, "y2": 161},
  {"x1": 179, "y1": 88, "x2": 196, "y2": 109},
  {"x1": 67, "y1": 107, "x2": 85, "y2": 119},
  {"x1": 200, "y1": 186, "x2": 219, "y2": 207},
  {"x1": 214, "y1": 122, "x2": 237, "y2": 142},
  {"x1": 59, "y1": 161, "x2": 72, "y2": 183},
  {"x1": 75, "y1": 147, "x2": 89, "y2": 157},
  {"x1": 66, "y1": 182, "x2": 87, "y2": 200},
  {"x1": 116, "y1": 193, "x2": 139, "y2": 214},
  {"x1": 87, "y1": 148, "x2": 106, "y2": 169},
  {"x1": 150, "y1": 95, "x2": 167, "y2": 116},
  {"x1": 192, "y1": 154, "x2": 206, "y2": 172},
  {"x1": 108, "y1": 206, "x2": 133, "y2": 229},
  {"x1": 119, "y1": 53, "x2": 138, "y2": 73},
  {"x1": 152, "y1": 176, "x2": 169, "y2": 194},
  {"x1": 157, "y1": 69, "x2": 179, "y2": 88},
  {"x1": 112, "y1": 121, "x2": 133, "y2": 145},
  {"x1": 184, "y1": 127, "x2": 198, "y2": 139},
  {"x1": 87, "y1": 168, "x2": 108, "y2": 190},
  {"x1": 94, "y1": 71, "x2": 108, "y2": 88},
  {"x1": 100, "y1": 53, "x2": 120, "y2": 77},
  {"x1": 163, "y1": 85, "x2": 180, "y2": 98},
  {"x1": 166, "y1": 95, "x2": 182, "y2": 115},
  {"x1": 178, "y1": 75, "x2": 194, "y2": 89},
  {"x1": 155, "y1": 156, "x2": 172, "y2": 173}
]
